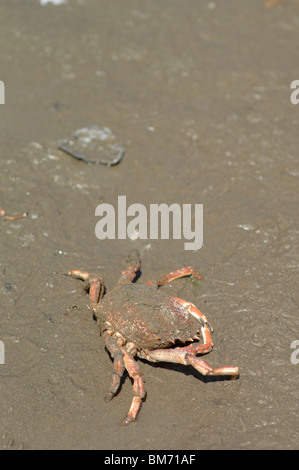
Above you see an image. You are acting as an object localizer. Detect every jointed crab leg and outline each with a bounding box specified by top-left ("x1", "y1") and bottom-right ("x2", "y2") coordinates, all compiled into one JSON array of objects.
[
  {"x1": 0, "y1": 208, "x2": 28, "y2": 221},
  {"x1": 103, "y1": 331, "x2": 146, "y2": 425},
  {"x1": 103, "y1": 332, "x2": 125, "y2": 402},
  {"x1": 120, "y1": 351, "x2": 146, "y2": 425},
  {"x1": 146, "y1": 266, "x2": 203, "y2": 287},
  {"x1": 186, "y1": 355, "x2": 239, "y2": 377},
  {"x1": 146, "y1": 348, "x2": 239, "y2": 378}
]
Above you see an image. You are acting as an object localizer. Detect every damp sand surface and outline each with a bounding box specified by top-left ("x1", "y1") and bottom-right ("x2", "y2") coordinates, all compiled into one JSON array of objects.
[{"x1": 0, "y1": 0, "x2": 298, "y2": 450}]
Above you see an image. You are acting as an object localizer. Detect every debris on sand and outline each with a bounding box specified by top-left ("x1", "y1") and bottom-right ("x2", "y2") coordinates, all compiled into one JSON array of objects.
[
  {"x1": 58, "y1": 125, "x2": 125, "y2": 167},
  {"x1": 0, "y1": 208, "x2": 28, "y2": 221}
]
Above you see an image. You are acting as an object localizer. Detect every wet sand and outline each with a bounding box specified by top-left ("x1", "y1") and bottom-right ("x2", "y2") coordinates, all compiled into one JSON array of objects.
[{"x1": 0, "y1": 0, "x2": 298, "y2": 449}]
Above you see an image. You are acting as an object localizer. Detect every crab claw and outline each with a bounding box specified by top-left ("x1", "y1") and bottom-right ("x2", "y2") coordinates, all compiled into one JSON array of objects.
[{"x1": 172, "y1": 297, "x2": 213, "y2": 333}]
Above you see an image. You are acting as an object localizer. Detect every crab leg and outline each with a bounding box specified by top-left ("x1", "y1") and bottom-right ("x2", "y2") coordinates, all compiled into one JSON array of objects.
[
  {"x1": 186, "y1": 355, "x2": 239, "y2": 377},
  {"x1": 146, "y1": 266, "x2": 203, "y2": 287},
  {"x1": 146, "y1": 348, "x2": 239, "y2": 378},
  {"x1": 172, "y1": 297, "x2": 213, "y2": 332},
  {"x1": 120, "y1": 351, "x2": 146, "y2": 425},
  {"x1": 103, "y1": 332, "x2": 125, "y2": 402},
  {"x1": 103, "y1": 329, "x2": 146, "y2": 425},
  {"x1": 117, "y1": 249, "x2": 141, "y2": 285},
  {"x1": 67, "y1": 270, "x2": 104, "y2": 314},
  {"x1": 0, "y1": 208, "x2": 28, "y2": 220}
]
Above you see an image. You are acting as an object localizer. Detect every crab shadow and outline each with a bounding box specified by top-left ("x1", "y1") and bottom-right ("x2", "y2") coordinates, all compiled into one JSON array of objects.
[
  {"x1": 138, "y1": 357, "x2": 234, "y2": 384},
  {"x1": 105, "y1": 348, "x2": 234, "y2": 406}
]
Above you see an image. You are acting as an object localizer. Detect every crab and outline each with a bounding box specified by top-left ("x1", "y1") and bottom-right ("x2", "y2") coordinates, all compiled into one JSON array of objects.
[{"x1": 68, "y1": 250, "x2": 239, "y2": 425}]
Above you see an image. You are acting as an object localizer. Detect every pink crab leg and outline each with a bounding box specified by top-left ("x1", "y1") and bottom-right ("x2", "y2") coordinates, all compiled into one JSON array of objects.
[
  {"x1": 103, "y1": 332, "x2": 125, "y2": 402},
  {"x1": 146, "y1": 266, "x2": 203, "y2": 287},
  {"x1": 146, "y1": 348, "x2": 239, "y2": 378},
  {"x1": 172, "y1": 297, "x2": 213, "y2": 332},
  {"x1": 67, "y1": 270, "x2": 104, "y2": 314},
  {"x1": 0, "y1": 208, "x2": 28, "y2": 221},
  {"x1": 117, "y1": 249, "x2": 141, "y2": 285},
  {"x1": 120, "y1": 351, "x2": 146, "y2": 426},
  {"x1": 186, "y1": 355, "x2": 239, "y2": 377}
]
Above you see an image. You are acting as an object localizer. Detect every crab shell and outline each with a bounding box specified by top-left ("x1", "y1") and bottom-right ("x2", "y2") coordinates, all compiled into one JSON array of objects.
[{"x1": 97, "y1": 283, "x2": 201, "y2": 351}]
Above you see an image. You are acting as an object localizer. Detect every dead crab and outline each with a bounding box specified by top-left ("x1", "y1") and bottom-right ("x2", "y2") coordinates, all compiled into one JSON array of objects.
[{"x1": 68, "y1": 250, "x2": 239, "y2": 425}]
